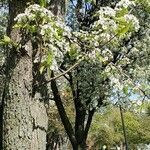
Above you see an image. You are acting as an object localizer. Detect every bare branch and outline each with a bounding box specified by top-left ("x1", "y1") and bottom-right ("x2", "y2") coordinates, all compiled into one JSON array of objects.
[{"x1": 45, "y1": 58, "x2": 83, "y2": 84}]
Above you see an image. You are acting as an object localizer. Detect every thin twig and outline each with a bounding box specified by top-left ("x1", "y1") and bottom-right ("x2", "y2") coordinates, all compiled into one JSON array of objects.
[
  {"x1": 45, "y1": 58, "x2": 83, "y2": 83},
  {"x1": 97, "y1": 34, "x2": 118, "y2": 49}
]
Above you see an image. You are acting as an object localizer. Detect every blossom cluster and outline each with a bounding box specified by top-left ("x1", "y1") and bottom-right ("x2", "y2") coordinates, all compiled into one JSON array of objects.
[
  {"x1": 12, "y1": 0, "x2": 150, "y2": 108},
  {"x1": 72, "y1": 0, "x2": 140, "y2": 68},
  {"x1": 14, "y1": 1, "x2": 140, "y2": 73},
  {"x1": 115, "y1": 0, "x2": 135, "y2": 9},
  {"x1": 92, "y1": 0, "x2": 139, "y2": 37},
  {"x1": 15, "y1": 4, "x2": 71, "y2": 71},
  {"x1": 13, "y1": 1, "x2": 148, "y2": 104}
]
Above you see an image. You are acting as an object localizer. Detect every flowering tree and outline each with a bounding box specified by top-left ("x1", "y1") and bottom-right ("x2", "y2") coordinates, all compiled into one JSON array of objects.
[{"x1": 1, "y1": 0, "x2": 150, "y2": 149}]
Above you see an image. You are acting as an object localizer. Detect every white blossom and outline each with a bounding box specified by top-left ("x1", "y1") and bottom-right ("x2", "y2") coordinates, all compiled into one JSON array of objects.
[
  {"x1": 50, "y1": 59, "x2": 58, "y2": 70},
  {"x1": 14, "y1": 2, "x2": 141, "y2": 76},
  {"x1": 124, "y1": 14, "x2": 140, "y2": 31},
  {"x1": 115, "y1": 0, "x2": 135, "y2": 9},
  {"x1": 99, "y1": 7, "x2": 116, "y2": 17},
  {"x1": 14, "y1": 13, "x2": 27, "y2": 22}
]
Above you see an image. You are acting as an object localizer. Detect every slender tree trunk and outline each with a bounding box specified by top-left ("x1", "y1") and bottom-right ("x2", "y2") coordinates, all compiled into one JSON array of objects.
[
  {"x1": 120, "y1": 105, "x2": 128, "y2": 150},
  {"x1": 2, "y1": 1, "x2": 48, "y2": 149}
]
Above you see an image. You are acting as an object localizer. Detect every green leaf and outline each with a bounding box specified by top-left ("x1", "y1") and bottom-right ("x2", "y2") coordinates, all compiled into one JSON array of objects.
[
  {"x1": 116, "y1": 22, "x2": 131, "y2": 36},
  {"x1": 0, "y1": 41, "x2": 5, "y2": 45},
  {"x1": 69, "y1": 46, "x2": 78, "y2": 58},
  {"x1": 39, "y1": 0, "x2": 46, "y2": 7},
  {"x1": 0, "y1": 35, "x2": 12, "y2": 46},
  {"x1": 13, "y1": 24, "x2": 22, "y2": 29},
  {"x1": 119, "y1": 26, "x2": 130, "y2": 36},
  {"x1": 29, "y1": 25, "x2": 37, "y2": 33},
  {"x1": 40, "y1": 65, "x2": 45, "y2": 74},
  {"x1": 115, "y1": 17, "x2": 126, "y2": 24},
  {"x1": 116, "y1": 8, "x2": 128, "y2": 17},
  {"x1": 3, "y1": 35, "x2": 11, "y2": 43},
  {"x1": 46, "y1": 52, "x2": 53, "y2": 66},
  {"x1": 96, "y1": 52, "x2": 104, "y2": 62},
  {"x1": 123, "y1": 86, "x2": 128, "y2": 95}
]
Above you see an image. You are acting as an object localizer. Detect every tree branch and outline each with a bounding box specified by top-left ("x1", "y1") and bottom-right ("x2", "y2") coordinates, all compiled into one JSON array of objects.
[
  {"x1": 84, "y1": 109, "x2": 95, "y2": 141},
  {"x1": 50, "y1": 71, "x2": 77, "y2": 146},
  {"x1": 45, "y1": 58, "x2": 83, "y2": 84}
]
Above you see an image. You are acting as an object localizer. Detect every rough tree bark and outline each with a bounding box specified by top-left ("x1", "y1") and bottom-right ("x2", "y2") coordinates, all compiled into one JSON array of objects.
[
  {"x1": 1, "y1": 0, "x2": 67, "y2": 149},
  {"x1": 1, "y1": 0, "x2": 53, "y2": 149}
]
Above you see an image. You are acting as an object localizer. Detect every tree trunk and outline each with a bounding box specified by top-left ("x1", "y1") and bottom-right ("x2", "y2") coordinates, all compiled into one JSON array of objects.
[
  {"x1": 2, "y1": 0, "x2": 68, "y2": 149},
  {"x1": 2, "y1": 1, "x2": 48, "y2": 149},
  {"x1": 74, "y1": 143, "x2": 87, "y2": 150}
]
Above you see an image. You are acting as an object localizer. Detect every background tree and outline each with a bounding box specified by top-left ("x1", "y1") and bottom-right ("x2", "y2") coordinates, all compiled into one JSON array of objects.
[{"x1": 89, "y1": 103, "x2": 150, "y2": 150}]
